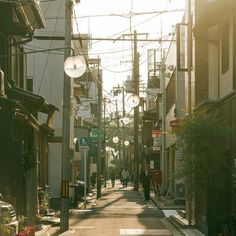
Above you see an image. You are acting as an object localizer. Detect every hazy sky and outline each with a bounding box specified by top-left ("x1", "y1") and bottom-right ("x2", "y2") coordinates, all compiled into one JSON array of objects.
[{"x1": 74, "y1": 0, "x2": 185, "y2": 94}]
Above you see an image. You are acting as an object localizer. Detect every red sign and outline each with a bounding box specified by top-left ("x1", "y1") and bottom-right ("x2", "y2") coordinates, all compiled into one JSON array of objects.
[
  {"x1": 170, "y1": 119, "x2": 183, "y2": 131},
  {"x1": 152, "y1": 130, "x2": 161, "y2": 138},
  {"x1": 150, "y1": 170, "x2": 162, "y2": 185}
]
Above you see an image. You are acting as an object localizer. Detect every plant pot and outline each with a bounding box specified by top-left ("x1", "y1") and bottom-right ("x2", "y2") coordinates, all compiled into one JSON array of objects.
[
  {"x1": 19, "y1": 226, "x2": 35, "y2": 236},
  {"x1": 19, "y1": 232, "x2": 29, "y2": 236},
  {"x1": 27, "y1": 226, "x2": 35, "y2": 236},
  {"x1": 36, "y1": 223, "x2": 42, "y2": 231}
]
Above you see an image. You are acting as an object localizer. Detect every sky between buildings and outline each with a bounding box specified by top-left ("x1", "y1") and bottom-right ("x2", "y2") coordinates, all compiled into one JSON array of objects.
[{"x1": 74, "y1": 0, "x2": 185, "y2": 95}]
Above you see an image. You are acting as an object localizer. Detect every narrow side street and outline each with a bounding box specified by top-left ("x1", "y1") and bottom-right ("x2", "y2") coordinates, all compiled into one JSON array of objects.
[{"x1": 42, "y1": 181, "x2": 183, "y2": 236}]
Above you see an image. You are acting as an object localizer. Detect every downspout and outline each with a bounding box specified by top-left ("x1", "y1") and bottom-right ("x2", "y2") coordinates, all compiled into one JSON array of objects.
[{"x1": 0, "y1": 69, "x2": 6, "y2": 98}]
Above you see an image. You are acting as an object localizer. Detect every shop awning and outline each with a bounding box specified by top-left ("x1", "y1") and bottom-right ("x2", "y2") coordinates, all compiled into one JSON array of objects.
[
  {"x1": 5, "y1": 83, "x2": 59, "y2": 129},
  {"x1": 0, "y1": 1, "x2": 45, "y2": 36}
]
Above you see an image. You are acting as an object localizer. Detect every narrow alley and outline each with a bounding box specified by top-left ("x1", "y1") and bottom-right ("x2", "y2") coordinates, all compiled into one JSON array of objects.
[{"x1": 43, "y1": 181, "x2": 182, "y2": 236}]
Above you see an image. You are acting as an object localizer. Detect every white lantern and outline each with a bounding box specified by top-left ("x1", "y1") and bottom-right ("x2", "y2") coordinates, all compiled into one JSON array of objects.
[
  {"x1": 124, "y1": 140, "x2": 130, "y2": 146},
  {"x1": 64, "y1": 55, "x2": 87, "y2": 78},
  {"x1": 127, "y1": 94, "x2": 140, "y2": 108},
  {"x1": 112, "y1": 136, "x2": 119, "y2": 144}
]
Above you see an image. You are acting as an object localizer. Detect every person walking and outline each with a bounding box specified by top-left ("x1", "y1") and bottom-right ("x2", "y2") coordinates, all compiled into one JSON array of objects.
[
  {"x1": 141, "y1": 164, "x2": 151, "y2": 201},
  {"x1": 121, "y1": 168, "x2": 129, "y2": 187},
  {"x1": 119, "y1": 168, "x2": 124, "y2": 185},
  {"x1": 110, "y1": 169, "x2": 116, "y2": 188}
]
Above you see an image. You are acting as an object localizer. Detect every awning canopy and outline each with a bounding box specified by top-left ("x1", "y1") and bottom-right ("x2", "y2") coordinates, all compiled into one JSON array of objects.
[
  {"x1": 5, "y1": 82, "x2": 59, "y2": 129},
  {"x1": 0, "y1": 1, "x2": 45, "y2": 36}
]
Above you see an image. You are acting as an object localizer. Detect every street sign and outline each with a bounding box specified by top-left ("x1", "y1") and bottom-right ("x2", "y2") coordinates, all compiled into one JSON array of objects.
[
  {"x1": 80, "y1": 137, "x2": 89, "y2": 146},
  {"x1": 79, "y1": 146, "x2": 89, "y2": 151},
  {"x1": 90, "y1": 128, "x2": 104, "y2": 142}
]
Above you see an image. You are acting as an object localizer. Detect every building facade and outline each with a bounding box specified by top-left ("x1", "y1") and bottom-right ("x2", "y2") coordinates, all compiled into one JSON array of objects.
[{"x1": 0, "y1": 0, "x2": 58, "y2": 225}]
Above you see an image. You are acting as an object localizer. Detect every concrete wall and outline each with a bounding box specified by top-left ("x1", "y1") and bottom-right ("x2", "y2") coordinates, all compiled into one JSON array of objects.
[
  {"x1": 27, "y1": 0, "x2": 66, "y2": 198},
  {"x1": 219, "y1": 14, "x2": 234, "y2": 97}
]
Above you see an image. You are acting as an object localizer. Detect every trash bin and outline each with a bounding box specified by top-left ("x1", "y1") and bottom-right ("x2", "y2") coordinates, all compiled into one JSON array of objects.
[
  {"x1": 69, "y1": 184, "x2": 77, "y2": 206},
  {"x1": 75, "y1": 181, "x2": 90, "y2": 201}
]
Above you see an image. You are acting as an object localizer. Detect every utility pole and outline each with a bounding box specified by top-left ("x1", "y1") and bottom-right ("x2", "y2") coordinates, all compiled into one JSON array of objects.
[
  {"x1": 187, "y1": 0, "x2": 192, "y2": 114},
  {"x1": 122, "y1": 87, "x2": 125, "y2": 164},
  {"x1": 112, "y1": 85, "x2": 126, "y2": 165},
  {"x1": 97, "y1": 57, "x2": 102, "y2": 198},
  {"x1": 114, "y1": 99, "x2": 121, "y2": 162},
  {"x1": 133, "y1": 30, "x2": 140, "y2": 191},
  {"x1": 61, "y1": 0, "x2": 72, "y2": 232},
  {"x1": 187, "y1": 0, "x2": 193, "y2": 225},
  {"x1": 103, "y1": 97, "x2": 107, "y2": 187},
  {"x1": 161, "y1": 53, "x2": 166, "y2": 195}
]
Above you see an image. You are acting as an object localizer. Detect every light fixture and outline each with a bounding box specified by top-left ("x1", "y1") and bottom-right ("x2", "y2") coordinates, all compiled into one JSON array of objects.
[
  {"x1": 112, "y1": 136, "x2": 119, "y2": 144},
  {"x1": 121, "y1": 117, "x2": 130, "y2": 125},
  {"x1": 124, "y1": 140, "x2": 130, "y2": 146},
  {"x1": 106, "y1": 100, "x2": 115, "y2": 111},
  {"x1": 64, "y1": 55, "x2": 87, "y2": 78},
  {"x1": 127, "y1": 94, "x2": 140, "y2": 108}
]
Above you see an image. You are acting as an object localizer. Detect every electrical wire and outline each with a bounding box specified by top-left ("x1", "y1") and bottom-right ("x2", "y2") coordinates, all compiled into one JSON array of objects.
[
  {"x1": 85, "y1": 3, "x2": 175, "y2": 47},
  {"x1": 75, "y1": 9, "x2": 184, "y2": 19}
]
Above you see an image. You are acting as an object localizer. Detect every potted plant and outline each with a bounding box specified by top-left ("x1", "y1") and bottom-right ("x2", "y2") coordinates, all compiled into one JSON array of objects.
[
  {"x1": 0, "y1": 215, "x2": 15, "y2": 236},
  {"x1": 35, "y1": 214, "x2": 42, "y2": 231},
  {"x1": 18, "y1": 215, "x2": 29, "y2": 236}
]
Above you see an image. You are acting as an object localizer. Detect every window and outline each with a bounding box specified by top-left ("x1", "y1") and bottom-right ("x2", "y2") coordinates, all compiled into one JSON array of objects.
[
  {"x1": 27, "y1": 78, "x2": 33, "y2": 92},
  {"x1": 221, "y1": 21, "x2": 229, "y2": 74}
]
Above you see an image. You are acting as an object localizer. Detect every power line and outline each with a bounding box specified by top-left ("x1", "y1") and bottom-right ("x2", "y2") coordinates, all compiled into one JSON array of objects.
[
  {"x1": 34, "y1": 35, "x2": 174, "y2": 42},
  {"x1": 71, "y1": 9, "x2": 185, "y2": 19}
]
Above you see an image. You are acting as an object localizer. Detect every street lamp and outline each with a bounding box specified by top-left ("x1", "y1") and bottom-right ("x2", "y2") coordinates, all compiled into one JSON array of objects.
[
  {"x1": 61, "y1": 5, "x2": 87, "y2": 228},
  {"x1": 127, "y1": 94, "x2": 140, "y2": 108},
  {"x1": 64, "y1": 55, "x2": 87, "y2": 78},
  {"x1": 124, "y1": 140, "x2": 130, "y2": 146},
  {"x1": 124, "y1": 140, "x2": 130, "y2": 167},
  {"x1": 112, "y1": 136, "x2": 119, "y2": 144},
  {"x1": 61, "y1": 52, "x2": 86, "y2": 232}
]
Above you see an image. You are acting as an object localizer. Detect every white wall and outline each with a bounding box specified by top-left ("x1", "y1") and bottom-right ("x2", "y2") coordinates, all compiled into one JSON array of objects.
[
  {"x1": 208, "y1": 26, "x2": 219, "y2": 100},
  {"x1": 219, "y1": 16, "x2": 234, "y2": 97},
  {"x1": 27, "y1": 0, "x2": 66, "y2": 198}
]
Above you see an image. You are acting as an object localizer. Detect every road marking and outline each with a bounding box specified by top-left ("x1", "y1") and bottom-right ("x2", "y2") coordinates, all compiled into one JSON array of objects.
[
  {"x1": 120, "y1": 228, "x2": 172, "y2": 235},
  {"x1": 74, "y1": 226, "x2": 95, "y2": 229}
]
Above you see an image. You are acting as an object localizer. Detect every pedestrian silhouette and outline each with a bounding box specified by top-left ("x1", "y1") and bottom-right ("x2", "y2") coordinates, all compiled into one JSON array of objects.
[
  {"x1": 141, "y1": 164, "x2": 151, "y2": 201},
  {"x1": 110, "y1": 169, "x2": 115, "y2": 188},
  {"x1": 121, "y1": 168, "x2": 129, "y2": 187}
]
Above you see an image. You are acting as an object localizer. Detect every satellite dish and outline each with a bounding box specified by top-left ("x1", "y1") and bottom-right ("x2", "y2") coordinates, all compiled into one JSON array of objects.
[
  {"x1": 127, "y1": 94, "x2": 140, "y2": 108},
  {"x1": 64, "y1": 55, "x2": 87, "y2": 78}
]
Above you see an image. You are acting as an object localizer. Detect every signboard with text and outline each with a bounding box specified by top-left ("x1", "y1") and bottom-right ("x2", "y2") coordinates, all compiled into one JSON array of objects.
[{"x1": 90, "y1": 128, "x2": 104, "y2": 142}]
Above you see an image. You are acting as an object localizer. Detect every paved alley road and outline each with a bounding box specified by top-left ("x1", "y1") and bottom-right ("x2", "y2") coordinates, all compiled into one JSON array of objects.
[{"x1": 58, "y1": 181, "x2": 182, "y2": 236}]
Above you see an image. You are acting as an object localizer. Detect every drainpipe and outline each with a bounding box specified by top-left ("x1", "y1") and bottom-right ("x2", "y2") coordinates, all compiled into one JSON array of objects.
[{"x1": 0, "y1": 69, "x2": 6, "y2": 98}]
